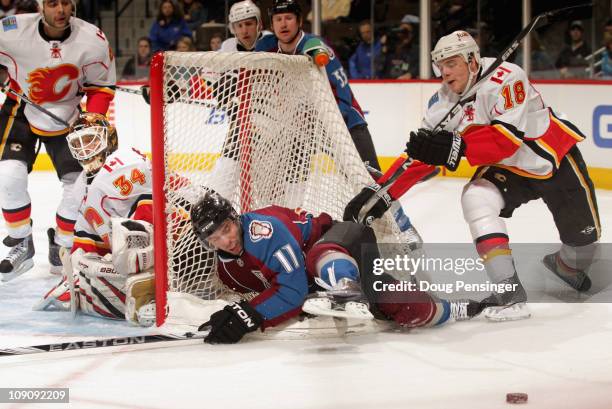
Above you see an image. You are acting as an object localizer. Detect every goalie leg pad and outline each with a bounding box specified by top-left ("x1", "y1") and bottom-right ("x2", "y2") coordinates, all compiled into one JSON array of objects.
[
  {"x1": 125, "y1": 271, "x2": 158, "y2": 327},
  {"x1": 71, "y1": 248, "x2": 126, "y2": 319}
]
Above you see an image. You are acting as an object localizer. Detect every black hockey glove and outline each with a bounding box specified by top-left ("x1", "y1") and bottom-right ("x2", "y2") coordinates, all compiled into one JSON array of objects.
[
  {"x1": 405, "y1": 128, "x2": 465, "y2": 171},
  {"x1": 343, "y1": 184, "x2": 377, "y2": 222},
  {"x1": 344, "y1": 183, "x2": 394, "y2": 226},
  {"x1": 199, "y1": 300, "x2": 263, "y2": 344}
]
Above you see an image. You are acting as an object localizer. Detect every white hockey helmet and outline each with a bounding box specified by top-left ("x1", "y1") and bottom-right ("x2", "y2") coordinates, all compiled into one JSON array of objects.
[
  {"x1": 228, "y1": 1, "x2": 262, "y2": 35},
  {"x1": 431, "y1": 30, "x2": 480, "y2": 76}
]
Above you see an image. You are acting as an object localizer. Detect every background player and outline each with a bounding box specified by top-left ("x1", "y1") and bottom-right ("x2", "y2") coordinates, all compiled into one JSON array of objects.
[
  {"x1": 361, "y1": 30, "x2": 600, "y2": 321},
  {"x1": 0, "y1": 0, "x2": 115, "y2": 281},
  {"x1": 35, "y1": 113, "x2": 156, "y2": 327},
  {"x1": 220, "y1": 0, "x2": 272, "y2": 52},
  {"x1": 256, "y1": 0, "x2": 380, "y2": 172},
  {"x1": 190, "y1": 190, "x2": 482, "y2": 344},
  {"x1": 256, "y1": 0, "x2": 430, "y2": 247}
]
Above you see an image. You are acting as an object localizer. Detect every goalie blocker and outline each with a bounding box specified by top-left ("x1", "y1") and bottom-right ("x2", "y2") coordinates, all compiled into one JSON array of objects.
[{"x1": 35, "y1": 218, "x2": 159, "y2": 327}]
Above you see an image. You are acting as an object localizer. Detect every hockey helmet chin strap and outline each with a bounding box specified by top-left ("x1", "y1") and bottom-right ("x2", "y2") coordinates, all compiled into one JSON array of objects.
[{"x1": 460, "y1": 55, "x2": 480, "y2": 97}]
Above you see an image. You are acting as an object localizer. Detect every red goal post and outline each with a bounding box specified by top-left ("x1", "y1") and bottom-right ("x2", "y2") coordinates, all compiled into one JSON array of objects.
[{"x1": 149, "y1": 51, "x2": 406, "y2": 327}]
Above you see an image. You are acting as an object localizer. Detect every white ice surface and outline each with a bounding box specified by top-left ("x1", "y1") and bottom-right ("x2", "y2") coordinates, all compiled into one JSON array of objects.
[{"x1": 0, "y1": 173, "x2": 611, "y2": 409}]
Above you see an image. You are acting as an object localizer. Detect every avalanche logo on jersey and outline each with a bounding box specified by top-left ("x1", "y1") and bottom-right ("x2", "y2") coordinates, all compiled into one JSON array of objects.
[
  {"x1": 27, "y1": 64, "x2": 79, "y2": 104},
  {"x1": 248, "y1": 220, "x2": 273, "y2": 242}
]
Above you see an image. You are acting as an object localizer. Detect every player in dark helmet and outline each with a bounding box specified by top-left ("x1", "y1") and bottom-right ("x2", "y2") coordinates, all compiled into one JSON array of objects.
[{"x1": 190, "y1": 189, "x2": 240, "y2": 254}]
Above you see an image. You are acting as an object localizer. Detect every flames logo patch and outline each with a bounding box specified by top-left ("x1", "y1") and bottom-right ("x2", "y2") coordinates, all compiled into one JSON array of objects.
[{"x1": 27, "y1": 64, "x2": 79, "y2": 104}]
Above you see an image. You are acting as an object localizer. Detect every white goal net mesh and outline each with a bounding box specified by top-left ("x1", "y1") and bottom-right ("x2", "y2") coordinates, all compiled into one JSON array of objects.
[{"x1": 153, "y1": 52, "x2": 407, "y2": 319}]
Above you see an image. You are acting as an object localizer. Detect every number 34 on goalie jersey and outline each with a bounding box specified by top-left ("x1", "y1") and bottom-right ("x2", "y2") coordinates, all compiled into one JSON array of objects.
[{"x1": 72, "y1": 148, "x2": 154, "y2": 255}]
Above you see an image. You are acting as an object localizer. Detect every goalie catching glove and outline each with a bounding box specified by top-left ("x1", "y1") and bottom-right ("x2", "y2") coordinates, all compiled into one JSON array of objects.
[
  {"x1": 111, "y1": 218, "x2": 154, "y2": 275},
  {"x1": 199, "y1": 300, "x2": 263, "y2": 344},
  {"x1": 406, "y1": 128, "x2": 465, "y2": 171}
]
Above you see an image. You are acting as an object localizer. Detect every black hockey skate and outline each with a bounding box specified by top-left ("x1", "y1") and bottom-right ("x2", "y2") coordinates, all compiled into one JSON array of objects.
[
  {"x1": 0, "y1": 235, "x2": 35, "y2": 282},
  {"x1": 543, "y1": 251, "x2": 591, "y2": 292},
  {"x1": 449, "y1": 299, "x2": 486, "y2": 321},
  {"x1": 480, "y1": 272, "x2": 531, "y2": 322},
  {"x1": 303, "y1": 278, "x2": 374, "y2": 320},
  {"x1": 47, "y1": 228, "x2": 63, "y2": 275}
]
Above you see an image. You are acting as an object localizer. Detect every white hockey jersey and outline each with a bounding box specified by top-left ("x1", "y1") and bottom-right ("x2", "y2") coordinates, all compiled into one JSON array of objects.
[
  {"x1": 0, "y1": 14, "x2": 116, "y2": 134},
  {"x1": 220, "y1": 30, "x2": 272, "y2": 52},
  {"x1": 424, "y1": 57, "x2": 585, "y2": 178},
  {"x1": 72, "y1": 147, "x2": 153, "y2": 256}
]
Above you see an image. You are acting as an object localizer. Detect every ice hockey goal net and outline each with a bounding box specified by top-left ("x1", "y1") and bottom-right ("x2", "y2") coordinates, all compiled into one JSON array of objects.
[{"x1": 150, "y1": 51, "x2": 405, "y2": 326}]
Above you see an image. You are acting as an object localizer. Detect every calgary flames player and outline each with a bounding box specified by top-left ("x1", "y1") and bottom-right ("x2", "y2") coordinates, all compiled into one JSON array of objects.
[
  {"x1": 351, "y1": 31, "x2": 600, "y2": 322},
  {"x1": 0, "y1": 0, "x2": 115, "y2": 281},
  {"x1": 34, "y1": 113, "x2": 157, "y2": 327}
]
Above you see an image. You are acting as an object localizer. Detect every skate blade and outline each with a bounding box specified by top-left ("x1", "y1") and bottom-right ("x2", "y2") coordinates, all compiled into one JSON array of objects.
[
  {"x1": 484, "y1": 303, "x2": 531, "y2": 322},
  {"x1": 49, "y1": 264, "x2": 63, "y2": 275},
  {"x1": 0, "y1": 259, "x2": 34, "y2": 283},
  {"x1": 303, "y1": 297, "x2": 374, "y2": 320}
]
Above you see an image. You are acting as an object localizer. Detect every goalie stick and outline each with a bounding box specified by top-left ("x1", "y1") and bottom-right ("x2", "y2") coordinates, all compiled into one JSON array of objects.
[
  {"x1": 0, "y1": 331, "x2": 208, "y2": 357},
  {"x1": 357, "y1": 3, "x2": 592, "y2": 218}
]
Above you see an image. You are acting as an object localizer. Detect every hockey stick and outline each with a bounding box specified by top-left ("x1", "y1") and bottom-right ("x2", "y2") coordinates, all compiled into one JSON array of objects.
[
  {"x1": 116, "y1": 84, "x2": 219, "y2": 108},
  {"x1": 362, "y1": 2, "x2": 593, "y2": 206},
  {"x1": 0, "y1": 86, "x2": 70, "y2": 127},
  {"x1": 0, "y1": 331, "x2": 208, "y2": 357}
]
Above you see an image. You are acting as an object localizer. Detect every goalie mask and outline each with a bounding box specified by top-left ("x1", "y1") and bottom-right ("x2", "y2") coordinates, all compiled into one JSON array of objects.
[
  {"x1": 191, "y1": 190, "x2": 239, "y2": 251},
  {"x1": 67, "y1": 112, "x2": 118, "y2": 176},
  {"x1": 431, "y1": 30, "x2": 480, "y2": 95}
]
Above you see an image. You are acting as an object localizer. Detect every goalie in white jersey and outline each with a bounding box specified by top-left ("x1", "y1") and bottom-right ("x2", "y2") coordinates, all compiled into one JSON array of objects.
[
  {"x1": 35, "y1": 113, "x2": 157, "y2": 327},
  {"x1": 403, "y1": 31, "x2": 600, "y2": 321},
  {"x1": 0, "y1": 0, "x2": 116, "y2": 281}
]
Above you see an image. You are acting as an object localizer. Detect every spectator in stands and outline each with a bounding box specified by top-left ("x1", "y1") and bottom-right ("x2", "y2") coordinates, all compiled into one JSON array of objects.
[
  {"x1": 307, "y1": 0, "x2": 351, "y2": 23},
  {"x1": 121, "y1": 37, "x2": 152, "y2": 81},
  {"x1": 14, "y1": 0, "x2": 37, "y2": 13},
  {"x1": 209, "y1": 32, "x2": 223, "y2": 51},
  {"x1": 0, "y1": 0, "x2": 15, "y2": 17},
  {"x1": 380, "y1": 14, "x2": 419, "y2": 79},
  {"x1": 555, "y1": 20, "x2": 592, "y2": 79},
  {"x1": 600, "y1": 23, "x2": 612, "y2": 79},
  {"x1": 467, "y1": 22, "x2": 499, "y2": 58},
  {"x1": 513, "y1": 33, "x2": 556, "y2": 78},
  {"x1": 181, "y1": 0, "x2": 206, "y2": 31},
  {"x1": 176, "y1": 35, "x2": 196, "y2": 52},
  {"x1": 150, "y1": 0, "x2": 192, "y2": 52},
  {"x1": 348, "y1": 20, "x2": 382, "y2": 79},
  {"x1": 203, "y1": 0, "x2": 226, "y2": 23}
]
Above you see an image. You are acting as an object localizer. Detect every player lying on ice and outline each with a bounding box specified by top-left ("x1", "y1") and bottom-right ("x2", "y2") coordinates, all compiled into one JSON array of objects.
[
  {"x1": 191, "y1": 189, "x2": 486, "y2": 345},
  {"x1": 35, "y1": 112, "x2": 158, "y2": 327}
]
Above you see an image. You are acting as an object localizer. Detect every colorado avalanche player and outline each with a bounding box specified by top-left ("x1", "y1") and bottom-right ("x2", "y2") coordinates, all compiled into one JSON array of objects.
[{"x1": 190, "y1": 190, "x2": 483, "y2": 344}]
